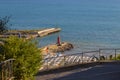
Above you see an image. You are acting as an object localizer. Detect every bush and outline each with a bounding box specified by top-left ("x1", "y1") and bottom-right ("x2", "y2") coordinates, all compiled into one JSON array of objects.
[
  {"x1": 0, "y1": 16, "x2": 10, "y2": 34},
  {"x1": 116, "y1": 55, "x2": 120, "y2": 60},
  {"x1": 0, "y1": 36, "x2": 42, "y2": 80}
]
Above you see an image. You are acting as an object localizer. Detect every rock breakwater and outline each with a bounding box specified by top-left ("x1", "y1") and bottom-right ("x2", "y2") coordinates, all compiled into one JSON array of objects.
[{"x1": 41, "y1": 42, "x2": 73, "y2": 55}]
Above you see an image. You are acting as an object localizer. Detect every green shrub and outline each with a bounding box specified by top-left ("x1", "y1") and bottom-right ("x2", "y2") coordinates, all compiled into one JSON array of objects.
[
  {"x1": 116, "y1": 55, "x2": 120, "y2": 60},
  {"x1": 0, "y1": 16, "x2": 10, "y2": 34},
  {"x1": 0, "y1": 36, "x2": 42, "y2": 80}
]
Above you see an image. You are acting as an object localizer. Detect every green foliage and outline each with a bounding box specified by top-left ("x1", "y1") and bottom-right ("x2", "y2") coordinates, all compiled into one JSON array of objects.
[
  {"x1": 116, "y1": 55, "x2": 120, "y2": 60},
  {"x1": 0, "y1": 36, "x2": 42, "y2": 80},
  {"x1": 0, "y1": 16, "x2": 10, "y2": 34},
  {"x1": 111, "y1": 54, "x2": 120, "y2": 60}
]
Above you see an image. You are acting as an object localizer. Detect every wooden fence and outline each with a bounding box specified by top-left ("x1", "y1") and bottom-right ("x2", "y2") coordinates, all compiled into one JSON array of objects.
[{"x1": 0, "y1": 59, "x2": 15, "y2": 80}]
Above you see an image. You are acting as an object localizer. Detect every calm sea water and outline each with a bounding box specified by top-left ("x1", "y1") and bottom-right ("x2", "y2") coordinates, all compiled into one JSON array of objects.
[{"x1": 0, "y1": 0, "x2": 120, "y2": 53}]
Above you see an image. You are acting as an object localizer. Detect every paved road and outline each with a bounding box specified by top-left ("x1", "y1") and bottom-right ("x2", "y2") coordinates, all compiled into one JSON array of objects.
[{"x1": 36, "y1": 62, "x2": 120, "y2": 80}]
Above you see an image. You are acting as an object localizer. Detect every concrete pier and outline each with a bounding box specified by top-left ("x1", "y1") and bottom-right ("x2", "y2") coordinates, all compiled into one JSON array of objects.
[
  {"x1": 0, "y1": 28, "x2": 61, "y2": 39},
  {"x1": 38, "y1": 28, "x2": 61, "y2": 37}
]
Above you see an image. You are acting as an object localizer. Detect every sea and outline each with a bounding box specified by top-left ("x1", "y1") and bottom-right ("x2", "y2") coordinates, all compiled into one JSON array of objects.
[{"x1": 0, "y1": 0, "x2": 120, "y2": 53}]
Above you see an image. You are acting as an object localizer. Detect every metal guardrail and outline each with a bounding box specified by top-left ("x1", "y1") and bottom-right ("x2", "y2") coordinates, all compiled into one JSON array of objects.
[
  {"x1": 1, "y1": 48, "x2": 120, "y2": 79},
  {"x1": 40, "y1": 48, "x2": 120, "y2": 70},
  {"x1": 0, "y1": 59, "x2": 15, "y2": 80}
]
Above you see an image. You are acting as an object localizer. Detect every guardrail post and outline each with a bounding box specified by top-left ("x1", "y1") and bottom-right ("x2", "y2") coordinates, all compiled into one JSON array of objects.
[
  {"x1": 81, "y1": 53, "x2": 83, "y2": 64},
  {"x1": 2, "y1": 63, "x2": 4, "y2": 80},
  {"x1": 115, "y1": 49, "x2": 117, "y2": 60},
  {"x1": 99, "y1": 49, "x2": 101, "y2": 61},
  {"x1": 47, "y1": 59, "x2": 49, "y2": 70},
  {"x1": 5, "y1": 62, "x2": 7, "y2": 80},
  {"x1": 63, "y1": 55, "x2": 66, "y2": 67},
  {"x1": 11, "y1": 60, "x2": 14, "y2": 79}
]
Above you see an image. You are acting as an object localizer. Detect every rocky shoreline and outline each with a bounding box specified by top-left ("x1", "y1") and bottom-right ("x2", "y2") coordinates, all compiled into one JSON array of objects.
[{"x1": 41, "y1": 42, "x2": 74, "y2": 55}]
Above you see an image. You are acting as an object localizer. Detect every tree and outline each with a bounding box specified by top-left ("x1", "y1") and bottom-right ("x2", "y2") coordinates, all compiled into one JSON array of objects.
[
  {"x1": 0, "y1": 16, "x2": 10, "y2": 34},
  {"x1": 0, "y1": 36, "x2": 42, "y2": 80}
]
